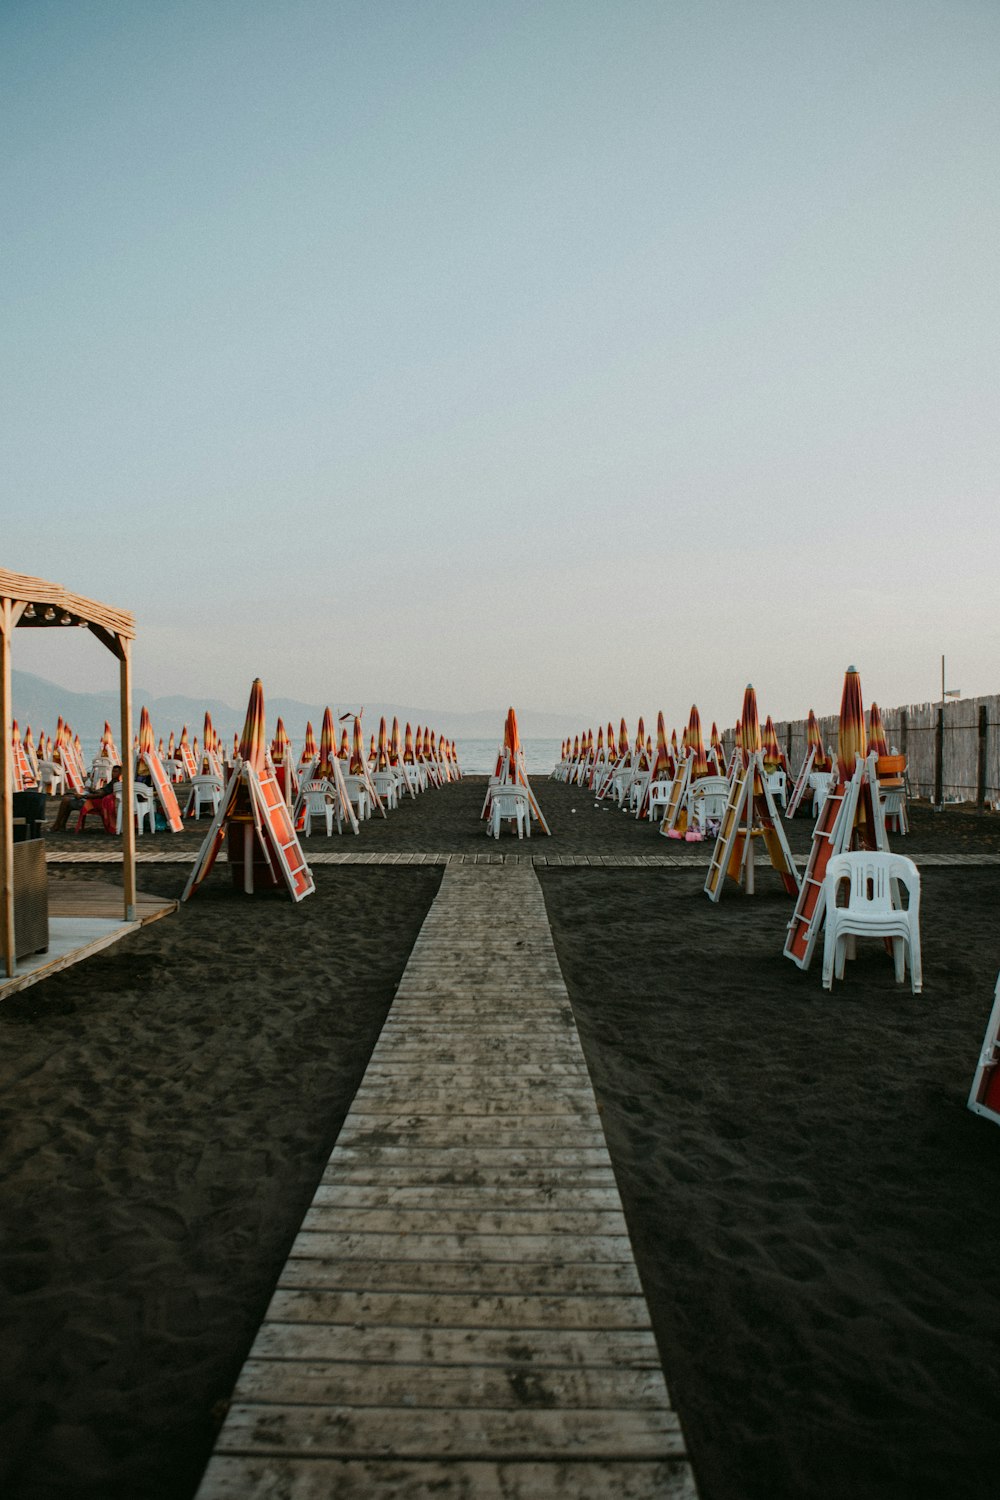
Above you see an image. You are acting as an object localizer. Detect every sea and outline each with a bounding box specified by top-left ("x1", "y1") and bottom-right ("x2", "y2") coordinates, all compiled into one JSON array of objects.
[{"x1": 69, "y1": 736, "x2": 564, "y2": 779}]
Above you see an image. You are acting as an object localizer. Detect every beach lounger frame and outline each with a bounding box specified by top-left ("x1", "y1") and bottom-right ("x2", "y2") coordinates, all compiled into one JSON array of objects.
[{"x1": 968, "y1": 972, "x2": 1000, "y2": 1126}]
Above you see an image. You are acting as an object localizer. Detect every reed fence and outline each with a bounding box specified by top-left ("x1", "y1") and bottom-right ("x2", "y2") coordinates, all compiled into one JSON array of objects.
[{"x1": 720, "y1": 695, "x2": 1000, "y2": 810}]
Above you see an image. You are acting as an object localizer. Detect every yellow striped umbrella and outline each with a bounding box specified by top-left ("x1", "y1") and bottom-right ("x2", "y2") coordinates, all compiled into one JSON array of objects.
[
  {"x1": 350, "y1": 717, "x2": 366, "y2": 775},
  {"x1": 740, "y1": 685, "x2": 762, "y2": 761},
  {"x1": 762, "y1": 714, "x2": 783, "y2": 771},
  {"x1": 634, "y1": 717, "x2": 645, "y2": 756},
  {"x1": 390, "y1": 717, "x2": 403, "y2": 765},
  {"x1": 687, "y1": 704, "x2": 709, "y2": 779},
  {"x1": 837, "y1": 665, "x2": 867, "y2": 779},
  {"x1": 316, "y1": 709, "x2": 337, "y2": 776},
  {"x1": 650, "y1": 711, "x2": 671, "y2": 780},
  {"x1": 422, "y1": 725, "x2": 433, "y2": 761},
  {"x1": 618, "y1": 718, "x2": 629, "y2": 758},
  {"x1": 375, "y1": 716, "x2": 390, "y2": 770},
  {"x1": 403, "y1": 723, "x2": 416, "y2": 764},
  {"x1": 302, "y1": 721, "x2": 318, "y2": 763},
  {"x1": 138, "y1": 706, "x2": 155, "y2": 757},
  {"x1": 805, "y1": 709, "x2": 830, "y2": 771},
  {"x1": 868, "y1": 701, "x2": 889, "y2": 758},
  {"x1": 595, "y1": 726, "x2": 605, "y2": 758},
  {"x1": 238, "y1": 680, "x2": 267, "y2": 773},
  {"x1": 24, "y1": 724, "x2": 38, "y2": 773},
  {"x1": 710, "y1": 721, "x2": 725, "y2": 773}
]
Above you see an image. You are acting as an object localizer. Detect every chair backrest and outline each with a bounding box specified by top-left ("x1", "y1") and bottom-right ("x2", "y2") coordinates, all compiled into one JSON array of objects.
[
  {"x1": 493, "y1": 788, "x2": 528, "y2": 814},
  {"x1": 825, "y1": 851, "x2": 920, "y2": 913}
]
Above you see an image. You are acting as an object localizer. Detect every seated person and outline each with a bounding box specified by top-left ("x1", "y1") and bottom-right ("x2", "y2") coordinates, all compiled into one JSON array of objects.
[{"x1": 50, "y1": 765, "x2": 123, "y2": 831}]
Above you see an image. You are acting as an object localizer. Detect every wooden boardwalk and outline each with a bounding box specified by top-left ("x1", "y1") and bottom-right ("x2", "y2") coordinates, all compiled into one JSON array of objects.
[{"x1": 196, "y1": 863, "x2": 698, "y2": 1499}]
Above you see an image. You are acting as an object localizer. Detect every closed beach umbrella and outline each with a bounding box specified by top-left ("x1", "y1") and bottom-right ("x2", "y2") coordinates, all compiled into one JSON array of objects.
[
  {"x1": 837, "y1": 665, "x2": 867, "y2": 780},
  {"x1": 350, "y1": 716, "x2": 366, "y2": 775},
  {"x1": 423, "y1": 725, "x2": 434, "y2": 762},
  {"x1": 318, "y1": 708, "x2": 337, "y2": 777},
  {"x1": 300, "y1": 720, "x2": 318, "y2": 769},
  {"x1": 375, "y1": 717, "x2": 390, "y2": 770},
  {"x1": 238, "y1": 679, "x2": 267, "y2": 774},
  {"x1": 138, "y1": 705, "x2": 155, "y2": 759},
  {"x1": 710, "y1": 721, "x2": 725, "y2": 773},
  {"x1": 339, "y1": 727, "x2": 350, "y2": 760},
  {"x1": 634, "y1": 717, "x2": 645, "y2": 756},
  {"x1": 806, "y1": 709, "x2": 829, "y2": 770},
  {"x1": 23, "y1": 724, "x2": 39, "y2": 776},
  {"x1": 618, "y1": 718, "x2": 629, "y2": 759},
  {"x1": 687, "y1": 704, "x2": 709, "y2": 779},
  {"x1": 403, "y1": 723, "x2": 416, "y2": 764},
  {"x1": 868, "y1": 702, "x2": 889, "y2": 758},
  {"x1": 762, "y1": 714, "x2": 784, "y2": 772},
  {"x1": 740, "y1": 685, "x2": 762, "y2": 761},
  {"x1": 651, "y1": 711, "x2": 671, "y2": 780},
  {"x1": 669, "y1": 728, "x2": 680, "y2": 773},
  {"x1": 504, "y1": 706, "x2": 521, "y2": 760},
  {"x1": 390, "y1": 718, "x2": 403, "y2": 765}
]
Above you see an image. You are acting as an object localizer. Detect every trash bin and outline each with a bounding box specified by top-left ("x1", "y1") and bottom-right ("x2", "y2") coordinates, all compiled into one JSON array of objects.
[{"x1": 13, "y1": 837, "x2": 49, "y2": 959}]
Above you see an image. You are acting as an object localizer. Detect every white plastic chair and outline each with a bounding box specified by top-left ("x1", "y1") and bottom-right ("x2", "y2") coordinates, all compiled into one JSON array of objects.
[
  {"x1": 372, "y1": 770, "x2": 398, "y2": 810},
  {"x1": 185, "y1": 774, "x2": 224, "y2": 819},
  {"x1": 808, "y1": 772, "x2": 835, "y2": 821},
  {"x1": 489, "y1": 787, "x2": 531, "y2": 840},
  {"x1": 300, "y1": 779, "x2": 342, "y2": 836},
  {"x1": 88, "y1": 757, "x2": 113, "y2": 791},
  {"x1": 690, "y1": 776, "x2": 729, "y2": 832},
  {"x1": 37, "y1": 759, "x2": 65, "y2": 797},
  {"x1": 116, "y1": 784, "x2": 157, "y2": 836},
  {"x1": 766, "y1": 769, "x2": 788, "y2": 809},
  {"x1": 342, "y1": 775, "x2": 369, "y2": 821},
  {"x1": 647, "y1": 779, "x2": 674, "y2": 822},
  {"x1": 822, "y1": 852, "x2": 922, "y2": 993}
]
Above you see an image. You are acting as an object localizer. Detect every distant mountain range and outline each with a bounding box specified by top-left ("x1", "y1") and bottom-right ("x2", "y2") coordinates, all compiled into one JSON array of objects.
[{"x1": 9, "y1": 670, "x2": 579, "y2": 744}]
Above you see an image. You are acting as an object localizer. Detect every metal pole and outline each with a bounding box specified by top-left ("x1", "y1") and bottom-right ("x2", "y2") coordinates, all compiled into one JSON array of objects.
[{"x1": 1, "y1": 600, "x2": 15, "y2": 977}]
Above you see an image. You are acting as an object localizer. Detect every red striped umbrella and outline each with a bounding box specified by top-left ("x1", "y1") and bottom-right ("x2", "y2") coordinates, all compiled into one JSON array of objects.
[
  {"x1": 740, "y1": 685, "x2": 762, "y2": 761},
  {"x1": 138, "y1": 706, "x2": 155, "y2": 757},
  {"x1": 403, "y1": 723, "x2": 416, "y2": 764},
  {"x1": 504, "y1": 707, "x2": 521, "y2": 761},
  {"x1": 634, "y1": 717, "x2": 645, "y2": 756},
  {"x1": 806, "y1": 709, "x2": 830, "y2": 771},
  {"x1": 837, "y1": 666, "x2": 867, "y2": 779},
  {"x1": 868, "y1": 701, "x2": 889, "y2": 758},
  {"x1": 687, "y1": 704, "x2": 709, "y2": 779},
  {"x1": 318, "y1": 708, "x2": 337, "y2": 777},
  {"x1": 710, "y1": 721, "x2": 725, "y2": 773},
  {"x1": 339, "y1": 727, "x2": 350, "y2": 760},
  {"x1": 375, "y1": 716, "x2": 390, "y2": 770},
  {"x1": 238, "y1": 680, "x2": 267, "y2": 773},
  {"x1": 762, "y1": 714, "x2": 783, "y2": 771},
  {"x1": 350, "y1": 717, "x2": 366, "y2": 775},
  {"x1": 390, "y1": 717, "x2": 403, "y2": 765},
  {"x1": 423, "y1": 725, "x2": 434, "y2": 761},
  {"x1": 302, "y1": 721, "x2": 318, "y2": 763},
  {"x1": 651, "y1": 711, "x2": 671, "y2": 780}
]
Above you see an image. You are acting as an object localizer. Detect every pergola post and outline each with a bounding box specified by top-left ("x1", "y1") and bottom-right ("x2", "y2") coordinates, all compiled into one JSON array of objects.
[
  {"x1": 119, "y1": 636, "x2": 136, "y2": 920},
  {"x1": 1, "y1": 599, "x2": 15, "y2": 977}
]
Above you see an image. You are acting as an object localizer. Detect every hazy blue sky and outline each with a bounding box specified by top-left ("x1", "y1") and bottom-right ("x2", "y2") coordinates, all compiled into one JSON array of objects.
[{"x1": 4, "y1": 0, "x2": 998, "y2": 733}]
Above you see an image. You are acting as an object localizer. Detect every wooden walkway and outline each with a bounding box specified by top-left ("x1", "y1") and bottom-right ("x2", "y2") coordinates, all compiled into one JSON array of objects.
[{"x1": 196, "y1": 863, "x2": 698, "y2": 1499}]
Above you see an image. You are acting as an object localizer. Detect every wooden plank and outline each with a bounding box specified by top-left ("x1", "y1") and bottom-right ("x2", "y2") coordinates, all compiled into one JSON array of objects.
[
  {"x1": 231, "y1": 1357, "x2": 667, "y2": 1409},
  {"x1": 264, "y1": 1288, "x2": 654, "y2": 1331},
  {"x1": 248, "y1": 1322, "x2": 663, "y2": 1370},
  {"x1": 300, "y1": 1207, "x2": 631, "y2": 1237},
  {"x1": 287, "y1": 1231, "x2": 638, "y2": 1264},
  {"x1": 197, "y1": 1456, "x2": 698, "y2": 1500},
  {"x1": 279, "y1": 1259, "x2": 645, "y2": 1297},
  {"x1": 311, "y1": 1184, "x2": 625, "y2": 1210},
  {"x1": 214, "y1": 1401, "x2": 684, "y2": 1458}
]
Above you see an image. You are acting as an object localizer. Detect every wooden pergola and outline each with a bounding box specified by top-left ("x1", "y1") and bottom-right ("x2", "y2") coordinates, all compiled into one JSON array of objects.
[{"x1": 0, "y1": 569, "x2": 137, "y2": 978}]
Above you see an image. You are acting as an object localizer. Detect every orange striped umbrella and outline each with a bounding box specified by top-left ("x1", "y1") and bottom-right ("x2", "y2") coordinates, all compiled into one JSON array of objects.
[
  {"x1": 272, "y1": 716, "x2": 294, "y2": 766},
  {"x1": 302, "y1": 720, "x2": 318, "y2": 762},
  {"x1": 138, "y1": 706, "x2": 155, "y2": 756},
  {"x1": 204, "y1": 711, "x2": 215, "y2": 756},
  {"x1": 503, "y1": 707, "x2": 521, "y2": 761},
  {"x1": 403, "y1": 723, "x2": 416, "y2": 764},
  {"x1": 806, "y1": 709, "x2": 829, "y2": 771},
  {"x1": 317, "y1": 708, "x2": 337, "y2": 776},
  {"x1": 651, "y1": 711, "x2": 671, "y2": 779},
  {"x1": 710, "y1": 721, "x2": 725, "y2": 773},
  {"x1": 595, "y1": 726, "x2": 604, "y2": 757},
  {"x1": 740, "y1": 685, "x2": 762, "y2": 761},
  {"x1": 618, "y1": 718, "x2": 629, "y2": 758},
  {"x1": 23, "y1": 724, "x2": 38, "y2": 771},
  {"x1": 157, "y1": 736, "x2": 165, "y2": 758},
  {"x1": 837, "y1": 665, "x2": 867, "y2": 779},
  {"x1": 375, "y1": 717, "x2": 390, "y2": 770},
  {"x1": 350, "y1": 716, "x2": 366, "y2": 775},
  {"x1": 422, "y1": 725, "x2": 433, "y2": 761},
  {"x1": 868, "y1": 701, "x2": 889, "y2": 758},
  {"x1": 390, "y1": 717, "x2": 402, "y2": 765},
  {"x1": 167, "y1": 730, "x2": 176, "y2": 761},
  {"x1": 687, "y1": 705, "x2": 709, "y2": 779},
  {"x1": 634, "y1": 717, "x2": 645, "y2": 755},
  {"x1": 238, "y1": 679, "x2": 267, "y2": 773},
  {"x1": 338, "y1": 727, "x2": 349, "y2": 760},
  {"x1": 762, "y1": 714, "x2": 783, "y2": 771}
]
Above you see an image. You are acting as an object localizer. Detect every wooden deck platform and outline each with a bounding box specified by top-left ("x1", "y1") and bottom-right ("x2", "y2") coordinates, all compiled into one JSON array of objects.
[
  {"x1": 196, "y1": 863, "x2": 697, "y2": 1499},
  {"x1": 0, "y1": 878, "x2": 176, "y2": 1000}
]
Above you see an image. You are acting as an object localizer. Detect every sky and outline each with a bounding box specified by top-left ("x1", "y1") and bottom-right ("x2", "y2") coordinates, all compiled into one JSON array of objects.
[{"x1": 4, "y1": 0, "x2": 999, "y2": 734}]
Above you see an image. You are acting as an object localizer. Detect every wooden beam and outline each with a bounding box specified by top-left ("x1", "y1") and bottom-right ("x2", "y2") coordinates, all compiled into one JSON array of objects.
[
  {"x1": 1, "y1": 599, "x2": 14, "y2": 977},
  {"x1": 119, "y1": 638, "x2": 136, "y2": 920}
]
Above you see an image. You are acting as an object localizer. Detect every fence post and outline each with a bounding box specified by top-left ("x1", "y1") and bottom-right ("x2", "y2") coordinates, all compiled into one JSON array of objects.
[
  {"x1": 899, "y1": 708, "x2": 908, "y2": 759},
  {"x1": 935, "y1": 706, "x2": 944, "y2": 807},
  {"x1": 786, "y1": 724, "x2": 792, "y2": 765},
  {"x1": 978, "y1": 703, "x2": 988, "y2": 812}
]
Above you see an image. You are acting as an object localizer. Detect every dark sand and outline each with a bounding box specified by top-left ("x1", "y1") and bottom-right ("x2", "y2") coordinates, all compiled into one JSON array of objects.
[{"x1": 3, "y1": 775, "x2": 1000, "y2": 1498}]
